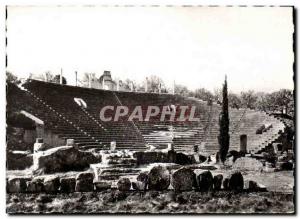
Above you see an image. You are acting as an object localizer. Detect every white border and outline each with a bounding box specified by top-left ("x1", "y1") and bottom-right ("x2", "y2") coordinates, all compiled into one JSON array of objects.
[{"x1": 0, "y1": 0, "x2": 298, "y2": 218}]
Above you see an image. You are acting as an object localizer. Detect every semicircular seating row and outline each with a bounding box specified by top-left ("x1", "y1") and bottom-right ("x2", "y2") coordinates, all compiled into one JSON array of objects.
[{"x1": 7, "y1": 79, "x2": 285, "y2": 154}]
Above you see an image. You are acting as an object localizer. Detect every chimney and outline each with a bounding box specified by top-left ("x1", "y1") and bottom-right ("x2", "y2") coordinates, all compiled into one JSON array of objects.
[
  {"x1": 130, "y1": 82, "x2": 134, "y2": 92},
  {"x1": 145, "y1": 77, "x2": 148, "y2": 92},
  {"x1": 75, "y1": 71, "x2": 78, "y2": 86},
  {"x1": 89, "y1": 73, "x2": 92, "y2": 88},
  {"x1": 172, "y1": 80, "x2": 175, "y2": 95},
  {"x1": 60, "y1": 68, "x2": 63, "y2": 84},
  {"x1": 116, "y1": 80, "x2": 119, "y2": 91}
]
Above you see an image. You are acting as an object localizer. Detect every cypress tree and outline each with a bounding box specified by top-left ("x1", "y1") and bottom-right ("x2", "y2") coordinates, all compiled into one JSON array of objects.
[{"x1": 219, "y1": 75, "x2": 230, "y2": 163}]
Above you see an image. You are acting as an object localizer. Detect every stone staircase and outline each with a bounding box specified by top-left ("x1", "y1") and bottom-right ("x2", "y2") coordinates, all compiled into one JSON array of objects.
[
  {"x1": 18, "y1": 83, "x2": 105, "y2": 149},
  {"x1": 22, "y1": 80, "x2": 147, "y2": 151},
  {"x1": 91, "y1": 150, "x2": 141, "y2": 187}
]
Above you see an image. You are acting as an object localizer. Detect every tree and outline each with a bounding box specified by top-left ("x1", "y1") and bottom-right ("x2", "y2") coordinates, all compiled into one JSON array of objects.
[
  {"x1": 241, "y1": 90, "x2": 257, "y2": 109},
  {"x1": 123, "y1": 78, "x2": 138, "y2": 91},
  {"x1": 52, "y1": 75, "x2": 67, "y2": 84},
  {"x1": 228, "y1": 92, "x2": 242, "y2": 109},
  {"x1": 82, "y1": 73, "x2": 97, "y2": 87},
  {"x1": 272, "y1": 89, "x2": 293, "y2": 114},
  {"x1": 35, "y1": 71, "x2": 54, "y2": 82},
  {"x1": 194, "y1": 88, "x2": 214, "y2": 102},
  {"x1": 146, "y1": 75, "x2": 165, "y2": 93},
  {"x1": 254, "y1": 89, "x2": 293, "y2": 115},
  {"x1": 6, "y1": 71, "x2": 20, "y2": 84},
  {"x1": 174, "y1": 84, "x2": 189, "y2": 97},
  {"x1": 44, "y1": 71, "x2": 54, "y2": 82},
  {"x1": 255, "y1": 92, "x2": 269, "y2": 112},
  {"x1": 213, "y1": 88, "x2": 222, "y2": 104},
  {"x1": 218, "y1": 76, "x2": 230, "y2": 163}
]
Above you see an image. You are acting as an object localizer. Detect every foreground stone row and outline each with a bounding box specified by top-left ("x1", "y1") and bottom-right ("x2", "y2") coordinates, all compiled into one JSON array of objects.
[{"x1": 7, "y1": 166, "x2": 266, "y2": 194}]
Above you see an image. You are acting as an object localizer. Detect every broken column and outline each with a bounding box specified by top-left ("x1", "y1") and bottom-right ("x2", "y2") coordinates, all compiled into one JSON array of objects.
[
  {"x1": 34, "y1": 138, "x2": 45, "y2": 153},
  {"x1": 110, "y1": 141, "x2": 116, "y2": 151},
  {"x1": 145, "y1": 77, "x2": 148, "y2": 92},
  {"x1": 167, "y1": 143, "x2": 174, "y2": 151},
  {"x1": 66, "y1": 139, "x2": 75, "y2": 146}
]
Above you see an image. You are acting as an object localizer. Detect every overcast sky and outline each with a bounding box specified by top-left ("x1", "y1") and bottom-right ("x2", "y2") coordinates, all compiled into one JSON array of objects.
[{"x1": 6, "y1": 6, "x2": 294, "y2": 93}]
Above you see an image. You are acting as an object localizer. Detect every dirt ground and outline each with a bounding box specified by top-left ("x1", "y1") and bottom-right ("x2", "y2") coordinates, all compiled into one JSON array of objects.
[{"x1": 6, "y1": 190, "x2": 294, "y2": 214}]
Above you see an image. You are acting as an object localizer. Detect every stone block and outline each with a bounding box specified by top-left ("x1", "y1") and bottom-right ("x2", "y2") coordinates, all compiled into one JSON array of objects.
[
  {"x1": 75, "y1": 172, "x2": 94, "y2": 192},
  {"x1": 44, "y1": 176, "x2": 60, "y2": 193},
  {"x1": 7, "y1": 177, "x2": 30, "y2": 193},
  {"x1": 33, "y1": 146, "x2": 101, "y2": 174},
  {"x1": 197, "y1": 170, "x2": 213, "y2": 192},
  {"x1": 75, "y1": 179, "x2": 94, "y2": 192},
  {"x1": 60, "y1": 177, "x2": 76, "y2": 193},
  {"x1": 117, "y1": 178, "x2": 131, "y2": 191},
  {"x1": 94, "y1": 181, "x2": 112, "y2": 191},
  {"x1": 26, "y1": 177, "x2": 44, "y2": 193},
  {"x1": 223, "y1": 177, "x2": 230, "y2": 190},
  {"x1": 213, "y1": 174, "x2": 223, "y2": 190},
  {"x1": 148, "y1": 165, "x2": 170, "y2": 190},
  {"x1": 229, "y1": 171, "x2": 244, "y2": 192},
  {"x1": 76, "y1": 172, "x2": 94, "y2": 181},
  {"x1": 171, "y1": 167, "x2": 196, "y2": 191},
  {"x1": 132, "y1": 171, "x2": 149, "y2": 191}
]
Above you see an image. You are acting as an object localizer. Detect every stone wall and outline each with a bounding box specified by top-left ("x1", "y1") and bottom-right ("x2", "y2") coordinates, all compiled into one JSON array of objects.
[
  {"x1": 43, "y1": 129, "x2": 66, "y2": 147},
  {"x1": 7, "y1": 167, "x2": 265, "y2": 194}
]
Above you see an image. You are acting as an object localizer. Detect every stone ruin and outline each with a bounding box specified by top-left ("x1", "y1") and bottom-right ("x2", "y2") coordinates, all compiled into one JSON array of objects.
[{"x1": 7, "y1": 138, "x2": 271, "y2": 195}]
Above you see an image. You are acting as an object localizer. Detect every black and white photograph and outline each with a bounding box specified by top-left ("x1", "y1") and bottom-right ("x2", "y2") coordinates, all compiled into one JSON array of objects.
[{"x1": 5, "y1": 5, "x2": 295, "y2": 214}]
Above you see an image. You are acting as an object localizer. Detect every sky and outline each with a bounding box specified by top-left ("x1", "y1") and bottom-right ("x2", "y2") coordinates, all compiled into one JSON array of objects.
[{"x1": 6, "y1": 6, "x2": 294, "y2": 93}]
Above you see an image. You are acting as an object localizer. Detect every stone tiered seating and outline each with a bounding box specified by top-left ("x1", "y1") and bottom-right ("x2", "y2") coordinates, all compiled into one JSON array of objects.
[
  {"x1": 22, "y1": 80, "x2": 146, "y2": 151},
  {"x1": 115, "y1": 92, "x2": 208, "y2": 152},
  {"x1": 7, "y1": 82, "x2": 102, "y2": 148},
  {"x1": 201, "y1": 108, "x2": 285, "y2": 154},
  {"x1": 8, "y1": 79, "x2": 286, "y2": 154}
]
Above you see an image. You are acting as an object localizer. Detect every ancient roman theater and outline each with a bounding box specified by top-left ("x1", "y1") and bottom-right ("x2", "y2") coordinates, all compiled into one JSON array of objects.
[{"x1": 6, "y1": 78, "x2": 294, "y2": 214}]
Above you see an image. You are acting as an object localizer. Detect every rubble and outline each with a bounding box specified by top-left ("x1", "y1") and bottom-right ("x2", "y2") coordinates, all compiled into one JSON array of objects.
[{"x1": 33, "y1": 146, "x2": 102, "y2": 173}]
